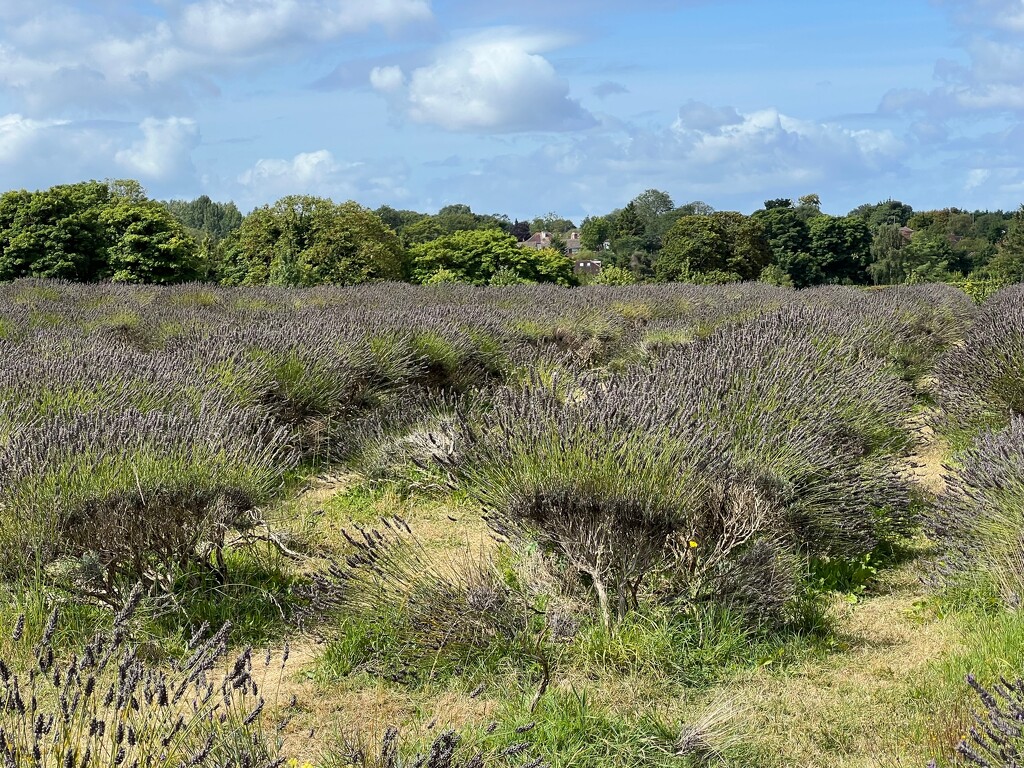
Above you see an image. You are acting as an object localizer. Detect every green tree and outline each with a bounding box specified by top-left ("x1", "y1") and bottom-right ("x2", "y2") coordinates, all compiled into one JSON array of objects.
[
  {"x1": 530, "y1": 212, "x2": 576, "y2": 235},
  {"x1": 902, "y1": 231, "x2": 956, "y2": 282},
  {"x1": 986, "y1": 205, "x2": 1024, "y2": 282},
  {"x1": 758, "y1": 264, "x2": 794, "y2": 287},
  {"x1": 101, "y1": 197, "x2": 200, "y2": 284},
  {"x1": 867, "y1": 224, "x2": 907, "y2": 285},
  {"x1": 409, "y1": 229, "x2": 574, "y2": 286},
  {"x1": 751, "y1": 205, "x2": 814, "y2": 285},
  {"x1": 807, "y1": 215, "x2": 871, "y2": 284},
  {"x1": 163, "y1": 195, "x2": 243, "y2": 241},
  {"x1": 714, "y1": 211, "x2": 772, "y2": 280},
  {"x1": 631, "y1": 189, "x2": 675, "y2": 225},
  {"x1": 220, "y1": 196, "x2": 404, "y2": 286},
  {"x1": 0, "y1": 182, "x2": 111, "y2": 281},
  {"x1": 657, "y1": 212, "x2": 770, "y2": 282},
  {"x1": 579, "y1": 215, "x2": 613, "y2": 251},
  {"x1": 0, "y1": 179, "x2": 202, "y2": 284},
  {"x1": 657, "y1": 215, "x2": 729, "y2": 281},
  {"x1": 848, "y1": 199, "x2": 914, "y2": 229},
  {"x1": 614, "y1": 202, "x2": 645, "y2": 239}
]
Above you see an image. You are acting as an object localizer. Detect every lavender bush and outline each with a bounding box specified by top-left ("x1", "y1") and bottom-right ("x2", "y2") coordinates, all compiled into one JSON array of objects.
[
  {"x1": 934, "y1": 284, "x2": 1024, "y2": 442},
  {"x1": 0, "y1": 400, "x2": 298, "y2": 603},
  {"x1": 929, "y1": 416, "x2": 1024, "y2": 604}
]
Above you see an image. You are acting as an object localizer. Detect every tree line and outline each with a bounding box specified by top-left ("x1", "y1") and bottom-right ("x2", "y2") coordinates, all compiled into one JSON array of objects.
[{"x1": 1, "y1": 180, "x2": 1022, "y2": 287}]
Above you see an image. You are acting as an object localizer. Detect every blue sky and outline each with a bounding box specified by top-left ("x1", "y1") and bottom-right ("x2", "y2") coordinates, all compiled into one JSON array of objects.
[{"x1": 2, "y1": 0, "x2": 1023, "y2": 221}]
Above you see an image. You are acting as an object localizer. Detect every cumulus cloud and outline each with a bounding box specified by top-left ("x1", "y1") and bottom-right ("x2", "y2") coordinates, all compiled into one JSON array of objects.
[
  {"x1": 0, "y1": 114, "x2": 68, "y2": 163},
  {"x1": 370, "y1": 29, "x2": 596, "y2": 132},
  {"x1": 0, "y1": 0, "x2": 433, "y2": 117},
  {"x1": 115, "y1": 117, "x2": 200, "y2": 179},
  {"x1": 236, "y1": 150, "x2": 410, "y2": 206},
  {"x1": 669, "y1": 107, "x2": 904, "y2": 177},
  {"x1": 428, "y1": 102, "x2": 908, "y2": 219},
  {"x1": 238, "y1": 150, "x2": 344, "y2": 188},
  {"x1": 369, "y1": 65, "x2": 405, "y2": 92},
  {"x1": 932, "y1": 0, "x2": 1024, "y2": 33},
  {"x1": 0, "y1": 113, "x2": 200, "y2": 192}
]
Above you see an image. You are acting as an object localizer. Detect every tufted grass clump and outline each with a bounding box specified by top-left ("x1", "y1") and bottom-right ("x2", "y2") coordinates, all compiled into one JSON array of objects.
[
  {"x1": 301, "y1": 519, "x2": 536, "y2": 684},
  {"x1": 452, "y1": 373, "x2": 725, "y2": 632}
]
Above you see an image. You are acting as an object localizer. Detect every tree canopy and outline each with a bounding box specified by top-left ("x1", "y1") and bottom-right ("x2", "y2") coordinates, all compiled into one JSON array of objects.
[
  {"x1": 409, "y1": 229, "x2": 575, "y2": 286},
  {"x1": 219, "y1": 196, "x2": 405, "y2": 286},
  {"x1": 1, "y1": 180, "x2": 1022, "y2": 290},
  {"x1": 0, "y1": 180, "x2": 199, "y2": 283}
]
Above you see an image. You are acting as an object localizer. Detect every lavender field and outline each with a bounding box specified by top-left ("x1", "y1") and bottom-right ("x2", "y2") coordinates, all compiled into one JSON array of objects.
[{"x1": 1, "y1": 278, "x2": 1023, "y2": 767}]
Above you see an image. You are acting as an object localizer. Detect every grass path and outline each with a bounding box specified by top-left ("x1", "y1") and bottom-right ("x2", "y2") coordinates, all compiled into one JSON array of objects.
[{"x1": 260, "y1": 407, "x2": 964, "y2": 766}]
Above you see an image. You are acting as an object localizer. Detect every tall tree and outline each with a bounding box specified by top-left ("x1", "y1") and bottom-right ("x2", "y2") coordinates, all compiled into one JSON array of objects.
[
  {"x1": 849, "y1": 199, "x2": 914, "y2": 229},
  {"x1": 986, "y1": 205, "x2": 1024, "y2": 281},
  {"x1": 163, "y1": 195, "x2": 243, "y2": 241},
  {"x1": 751, "y1": 205, "x2": 813, "y2": 285},
  {"x1": 658, "y1": 212, "x2": 770, "y2": 282},
  {"x1": 808, "y1": 215, "x2": 871, "y2": 284},
  {"x1": 867, "y1": 224, "x2": 907, "y2": 285},
  {"x1": 102, "y1": 197, "x2": 199, "y2": 284},
  {"x1": 657, "y1": 215, "x2": 730, "y2": 281},
  {"x1": 0, "y1": 182, "x2": 112, "y2": 281},
  {"x1": 220, "y1": 196, "x2": 405, "y2": 286},
  {"x1": 579, "y1": 215, "x2": 613, "y2": 251}
]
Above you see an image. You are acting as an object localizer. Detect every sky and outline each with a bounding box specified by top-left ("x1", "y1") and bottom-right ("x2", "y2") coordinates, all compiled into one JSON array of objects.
[{"x1": 2, "y1": 0, "x2": 1024, "y2": 221}]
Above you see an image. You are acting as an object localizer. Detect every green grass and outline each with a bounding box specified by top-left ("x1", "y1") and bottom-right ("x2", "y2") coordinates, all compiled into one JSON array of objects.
[
  {"x1": 156, "y1": 547, "x2": 297, "y2": 646},
  {"x1": 321, "y1": 483, "x2": 392, "y2": 526}
]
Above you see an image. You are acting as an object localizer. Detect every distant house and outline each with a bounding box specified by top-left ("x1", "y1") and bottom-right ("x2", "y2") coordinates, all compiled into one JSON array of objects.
[
  {"x1": 899, "y1": 226, "x2": 915, "y2": 242},
  {"x1": 519, "y1": 229, "x2": 585, "y2": 256},
  {"x1": 574, "y1": 258, "x2": 602, "y2": 275},
  {"x1": 520, "y1": 231, "x2": 553, "y2": 250}
]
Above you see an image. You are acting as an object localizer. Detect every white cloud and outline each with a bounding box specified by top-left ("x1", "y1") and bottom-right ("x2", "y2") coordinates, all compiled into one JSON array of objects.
[
  {"x1": 431, "y1": 103, "x2": 908, "y2": 219},
  {"x1": 369, "y1": 65, "x2": 405, "y2": 92},
  {"x1": 0, "y1": 113, "x2": 201, "y2": 193},
  {"x1": 235, "y1": 150, "x2": 410, "y2": 207},
  {"x1": 238, "y1": 150, "x2": 343, "y2": 188},
  {"x1": 373, "y1": 29, "x2": 596, "y2": 132},
  {"x1": 965, "y1": 168, "x2": 992, "y2": 190},
  {"x1": 115, "y1": 117, "x2": 200, "y2": 179},
  {"x1": 0, "y1": 114, "x2": 68, "y2": 163},
  {"x1": 176, "y1": 0, "x2": 432, "y2": 58},
  {"x1": 882, "y1": 1, "x2": 1024, "y2": 117},
  {"x1": 0, "y1": 1, "x2": 433, "y2": 117},
  {"x1": 933, "y1": 0, "x2": 1024, "y2": 33}
]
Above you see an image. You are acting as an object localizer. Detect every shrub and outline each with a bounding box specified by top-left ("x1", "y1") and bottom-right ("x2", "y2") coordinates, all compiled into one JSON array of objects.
[
  {"x1": 928, "y1": 416, "x2": 1024, "y2": 604},
  {"x1": 453, "y1": 374, "x2": 724, "y2": 631},
  {"x1": 934, "y1": 284, "x2": 1024, "y2": 441},
  {"x1": 0, "y1": 399, "x2": 298, "y2": 603}
]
